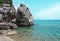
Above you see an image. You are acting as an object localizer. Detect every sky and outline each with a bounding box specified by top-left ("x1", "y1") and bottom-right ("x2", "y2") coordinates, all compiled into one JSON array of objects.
[{"x1": 13, "y1": 0, "x2": 60, "y2": 20}]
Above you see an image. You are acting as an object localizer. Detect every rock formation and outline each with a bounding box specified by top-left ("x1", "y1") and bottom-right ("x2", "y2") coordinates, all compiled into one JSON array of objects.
[
  {"x1": 0, "y1": 0, "x2": 33, "y2": 29},
  {"x1": 2, "y1": 4, "x2": 16, "y2": 22},
  {"x1": 0, "y1": 0, "x2": 17, "y2": 29},
  {"x1": 0, "y1": 0, "x2": 16, "y2": 22},
  {"x1": 16, "y1": 4, "x2": 33, "y2": 26}
]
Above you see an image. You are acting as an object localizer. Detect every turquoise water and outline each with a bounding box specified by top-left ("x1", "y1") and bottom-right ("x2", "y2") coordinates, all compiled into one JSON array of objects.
[{"x1": 16, "y1": 20, "x2": 60, "y2": 41}]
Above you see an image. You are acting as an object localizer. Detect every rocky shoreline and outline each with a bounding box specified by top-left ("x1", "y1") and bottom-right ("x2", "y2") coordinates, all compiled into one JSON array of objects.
[
  {"x1": 0, "y1": 0, "x2": 33, "y2": 29},
  {"x1": 0, "y1": 30, "x2": 18, "y2": 41},
  {"x1": 0, "y1": 0, "x2": 34, "y2": 41}
]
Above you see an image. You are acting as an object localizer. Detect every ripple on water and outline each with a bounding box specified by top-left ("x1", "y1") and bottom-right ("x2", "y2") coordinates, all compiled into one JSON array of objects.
[{"x1": 13, "y1": 20, "x2": 60, "y2": 41}]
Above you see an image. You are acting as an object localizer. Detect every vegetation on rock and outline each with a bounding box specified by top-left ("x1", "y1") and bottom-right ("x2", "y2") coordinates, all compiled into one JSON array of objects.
[{"x1": 0, "y1": 0, "x2": 12, "y2": 6}]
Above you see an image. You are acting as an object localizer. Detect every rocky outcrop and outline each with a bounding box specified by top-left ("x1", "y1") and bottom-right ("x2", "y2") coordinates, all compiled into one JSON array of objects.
[
  {"x1": 0, "y1": 0, "x2": 15, "y2": 22},
  {"x1": 16, "y1": 4, "x2": 33, "y2": 26},
  {"x1": 0, "y1": 0, "x2": 33, "y2": 28},
  {"x1": 0, "y1": 0, "x2": 17, "y2": 29},
  {"x1": 2, "y1": 4, "x2": 16, "y2": 22},
  {"x1": 0, "y1": 23, "x2": 17, "y2": 30}
]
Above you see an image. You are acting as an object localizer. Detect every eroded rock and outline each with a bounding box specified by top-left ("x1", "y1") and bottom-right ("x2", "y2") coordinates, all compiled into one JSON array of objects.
[{"x1": 16, "y1": 4, "x2": 33, "y2": 26}]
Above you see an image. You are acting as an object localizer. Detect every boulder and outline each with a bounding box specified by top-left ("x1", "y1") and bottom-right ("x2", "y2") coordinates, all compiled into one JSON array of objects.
[
  {"x1": 7, "y1": 30, "x2": 17, "y2": 35},
  {"x1": 16, "y1": 4, "x2": 33, "y2": 26},
  {"x1": 6, "y1": 23, "x2": 17, "y2": 29},
  {"x1": 0, "y1": 23, "x2": 17, "y2": 30}
]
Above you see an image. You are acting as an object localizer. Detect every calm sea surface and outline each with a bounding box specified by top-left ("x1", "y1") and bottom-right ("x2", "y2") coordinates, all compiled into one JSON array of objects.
[{"x1": 15, "y1": 20, "x2": 60, "y2": 41}]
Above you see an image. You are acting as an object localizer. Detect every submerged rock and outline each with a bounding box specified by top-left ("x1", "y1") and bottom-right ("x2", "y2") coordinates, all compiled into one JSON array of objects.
[{"x1": 16, "y1": 4, "x2": 33, "y2": 26}]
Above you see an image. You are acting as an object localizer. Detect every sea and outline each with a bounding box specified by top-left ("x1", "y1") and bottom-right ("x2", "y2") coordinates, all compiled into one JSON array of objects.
[{"x1": 15, "y1": 20, "x2": 60, "y2": 41}]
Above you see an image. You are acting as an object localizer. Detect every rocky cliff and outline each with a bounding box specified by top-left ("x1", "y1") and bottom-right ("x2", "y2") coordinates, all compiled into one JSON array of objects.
[
  {"x1": 16, "y1": 4, "x2": 33, "y2": 26},
  {"x1": 0, "y1": 0, "x2": 33, "y2": 27}
]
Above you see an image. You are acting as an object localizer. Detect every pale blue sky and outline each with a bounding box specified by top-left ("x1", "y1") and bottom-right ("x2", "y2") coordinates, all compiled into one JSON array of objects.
[{"x1": 13, "y1": 0, "x2": 60, "y2": 20}]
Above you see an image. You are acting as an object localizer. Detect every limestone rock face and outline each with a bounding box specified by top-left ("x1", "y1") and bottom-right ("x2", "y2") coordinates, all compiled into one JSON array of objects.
[
  {"x1": 0, "y1": 0, "x2": 15, "y2": 22},
  {"x1": 0, "y1": 0, "x2": 34, "y2": 28},
  {"x1": 16, "y1": 4, "x2": 33, "y2": 26},
  {"x1": 0, "y1": 4, "x2": 16, "y2": 22},
  {"x1": 0, "y1": 0, "x2": 17, "y2": 29}
]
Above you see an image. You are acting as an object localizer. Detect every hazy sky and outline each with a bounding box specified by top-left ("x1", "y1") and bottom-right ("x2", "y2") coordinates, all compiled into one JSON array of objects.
[{"x1": 13, "y1": 0, "x2": 60, "y2": 20}]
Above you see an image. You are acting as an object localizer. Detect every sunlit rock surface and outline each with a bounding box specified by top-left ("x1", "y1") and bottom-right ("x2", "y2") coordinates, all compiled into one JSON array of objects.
[
  {"x1": 16, "y1": 4, "x2": 33, "y2": 26},
  {"x1": 0, "y1": 0, "x2": 17, "y2": 29},
  {"x1": 0, "y1": 0, "x2": 33, "y2": 28}
]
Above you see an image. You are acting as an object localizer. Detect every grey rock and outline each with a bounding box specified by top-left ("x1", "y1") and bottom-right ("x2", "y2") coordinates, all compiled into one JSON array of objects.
[
  {"x1": 11, "y1": 18, "x2": 16, "y2": 23},
  {"x1": 0, "y1": 7, "x2": 5, "y2": 22},
  {"x1": 16, "y1": 4, "x2": 33, "y2": 26},
  {"x1": 2, "y1": 4, "x2": 11, "y2": 12},
  {"x1": 0, "y1": 23, "x2": 9, "y2": 30},
  {"x1": 0, "y1": 0, "x2": 17, "y2": 29},
  {"x1": 1, "y1": 4, "x2": 16, "y2": 22},
  {"x1": 0, "y1": 7, "x2": 5, "y2": 14},
  {"x1": 0, "y1": 14, "x2": 3, "y2": 22},
  {"x1": 0, "y1": 23, "x2": 17, "y2": 29},
  {"x1": 6, "y1": 23, "x2": 17, "y2": 29}
]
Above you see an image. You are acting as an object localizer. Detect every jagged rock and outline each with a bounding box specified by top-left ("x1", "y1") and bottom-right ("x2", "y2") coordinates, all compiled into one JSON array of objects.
[
  {"x1": 0, "y1": 0, "x2": 33, "y2": 28},
  {"x1": 16, "y1": 4, "x2": 33, "y2": 26},
  {"x1": 0, "y1": 0, "x2": 17, "y2": 30},
  {"x1": 0, "y1": 23, "x2": 17, "y2": 30},
  {"x1": 0, "y1": 7, "x2": 5, "y2": 14},
  {"x1": 0, "y1": 7, "x2": 5, "y2": 21},
  {"x1": 10, "y1": 5, "x2": 16, "y2": 19},
  {"x1": 6, "y1": 23, "x2": 17, "y2": 29},
  {"x1": 0, "y1": 14, "x2": 3, "y2": 22},
  {"x1": 11, "y1": 18, "x2": 16, "y2": 23},
  {"x1": 0, "y1": 23, "x2": 9, "y2": 30},
  {"x1": 1, "y1": 4, "x2": 16, "y2": 22}
]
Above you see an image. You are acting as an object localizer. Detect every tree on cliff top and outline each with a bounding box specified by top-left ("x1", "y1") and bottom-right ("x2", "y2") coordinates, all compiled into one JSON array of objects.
[{"x1": 0, "y1": 0, "x2": 12, "y2": 6}]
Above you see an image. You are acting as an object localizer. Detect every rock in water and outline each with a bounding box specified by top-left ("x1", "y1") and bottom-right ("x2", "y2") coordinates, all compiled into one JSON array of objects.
[{"x1": 16, "y1": 4, "x2": 33, "y2": 26}]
